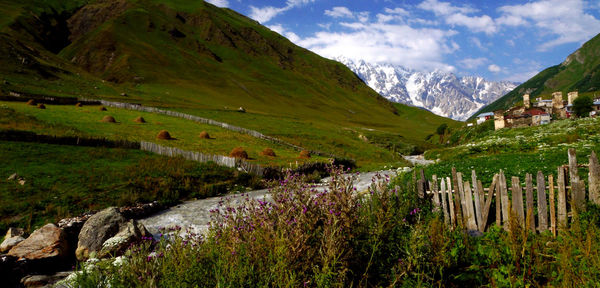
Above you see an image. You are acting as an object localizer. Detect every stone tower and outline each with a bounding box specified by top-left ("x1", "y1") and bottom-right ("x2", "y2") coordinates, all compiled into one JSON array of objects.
[
  {"x1": 568, "y1": 91, "x2": 579, "y2": 105},
  {"x1": 494, "y1": 110, "x2": 505, "y2": 130},
  {"x1": 552, "y1": 92, "x2": 564, "y2": 110},
  {"x1": 523, "y1": 94, "x2": 530, "y2": 109}
]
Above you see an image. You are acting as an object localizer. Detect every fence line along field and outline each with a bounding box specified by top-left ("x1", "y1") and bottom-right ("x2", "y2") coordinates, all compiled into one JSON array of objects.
[
  {"x1": 0, "y1": 101, "x2": 327, "y2": 166},
  {"x1": 419, "y1": 148, "x2": 600, "y2": 235}
]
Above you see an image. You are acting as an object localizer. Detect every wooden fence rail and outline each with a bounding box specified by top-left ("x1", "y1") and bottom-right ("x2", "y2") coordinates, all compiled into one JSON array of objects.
[{"x1": 423, "y1": 149, "x2": 600, "y2": 235}]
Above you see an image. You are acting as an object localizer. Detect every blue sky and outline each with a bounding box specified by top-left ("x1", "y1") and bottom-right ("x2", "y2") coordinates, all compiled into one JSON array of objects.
[{"x1": 206, "y1": 0, "x2": 600, "y2": 82}]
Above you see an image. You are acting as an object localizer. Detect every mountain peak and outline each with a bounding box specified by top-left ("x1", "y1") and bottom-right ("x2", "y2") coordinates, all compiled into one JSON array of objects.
[{"x1": 335, "y1": 57, "x2": 517, "y2": 121}]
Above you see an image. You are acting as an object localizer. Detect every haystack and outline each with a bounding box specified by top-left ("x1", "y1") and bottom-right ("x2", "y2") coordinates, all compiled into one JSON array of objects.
[
  {"x1": 299, "y1": 150, "x2": 311, "y2": 159},
  {"x1": 260, "y1": 148, "x2": 276, "y2": 157},
  {"x1": 37, "y1": 103, "x2": 46, "y2": 109},
  {"x1": 99, "y1": 106, "x2": 107, "y2": 111},
  {"x1": 26, "y1": 99, "x2": 36, "y2": 106},
  {"x1": 157, "y1": 130, "x2": 172, "y2": 140},
  {"x1": 101, "y1": 115, "x2": 116, "y2": 123},
  {"x1": 198, "y1": 131, "x2": 210, "y2": 139},
  {"x1": 229, "y1": 147, "x2": 249, "y2": 159},
  {"x1": 75, "y1": 103, "x2": 83, "y2": 107},
  {"x1": 134, "y1": 116, "x2": 146, "y2": 123}
]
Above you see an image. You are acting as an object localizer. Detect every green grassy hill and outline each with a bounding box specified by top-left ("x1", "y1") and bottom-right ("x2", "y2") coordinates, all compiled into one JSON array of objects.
[
  {"x1": 472, "y1": 33, "x2": 600, "y2": 118},
  {"x1": 0, "y1": 0, "x2": 458, "y2": 169}
]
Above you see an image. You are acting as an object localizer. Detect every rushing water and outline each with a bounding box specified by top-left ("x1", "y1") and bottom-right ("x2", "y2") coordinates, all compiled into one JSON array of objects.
[{"x1": 140, "y1": 170, "x2": 397, "y2": 236}]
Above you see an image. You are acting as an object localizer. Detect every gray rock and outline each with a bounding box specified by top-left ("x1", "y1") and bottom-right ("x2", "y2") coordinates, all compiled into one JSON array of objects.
[
  {"x1": 76, "y1": 207, "x2": 126, "y2": 261},
  {"x1": 0, "y1": 236, "x2": 25, "y2": 253},
  {"x1": 100, "y1": 219, "x2": 150, "y2": 257},
  {"x1": 21, "y1": 271, "x2": 72, "y2": 288},
  {"x1": 8, "y1": 224, "x2": 68, "y2": 261},
  {"x1": 5, "y1": 227, "x2": 25, "y2": 238}
]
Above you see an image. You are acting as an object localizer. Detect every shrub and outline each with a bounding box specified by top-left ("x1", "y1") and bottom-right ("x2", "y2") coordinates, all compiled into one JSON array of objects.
[
  {"x1": 229, "y1": 147, "x2": 248, "y2": 159},
  {"x1": 99, "y1": 106, "x2": 107, "y2": 111},
  {"x1": 299, "y1": 150, "x2": 311, "y2": 159},
  {"x1": 259, "y1": 148, "x2": 276, "y2": 157},
  {"x1": 26, "y1": 99, "x2": 36, "y2": 106},
  {"x1": 198, "y1": 131, "x2": 210, "y2": 139},
  {"x1": 101, "y1": 115, "x2": 116, "y2": 123},
  {"x1": 134, "y1": 116, "x2": 146, "y2": 123},
  {"x1": 75, "y1": 102, "x2": 82, "y2": 107},
  {"x1": 156, "y1": 130, "x2": 172, "y2": 140},
  {"x1": 37, "y1": 103, "x2": 45, "y2": 109}
]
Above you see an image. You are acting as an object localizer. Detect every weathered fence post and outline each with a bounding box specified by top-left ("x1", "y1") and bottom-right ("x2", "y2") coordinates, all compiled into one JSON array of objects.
[
  {"x1": 477, "y1": 180, "x2": 485, "y2": 231},
  {"x1": 549, "y1": 174, "x2": 556, "y2": 237},
  {"x1": 458, "y1": 172, "x2": 468, "y2": 227},
  {"x1": 568, "y1": 148, "x2": 585, "y2": 212},
  {"x1": 472, "y1": 171, "x2": 483, "y2": 231},
  {"x1": 481, "y1": 174, "x2": 498, "y2": 232},
  {"x1": 496, "y1": 175, "x2": 501, "y2": 228},
  {"x1": 446, "y1": 177, "x2": 456, "y2": 228},
  {"x1": 463, "y1": 181, "x2": 478, "y2": 230},
  {"x1": 589, "y1": 151, "x2": 600, "y2": 205},
  {"x1": 525, "y1": 173, "x2": 535, "y2": 231},
  {"x1": 431, "y1": 176, "x2": 440, "y2": 212},
  {"x1": 557, "y1": 166, "x2": 568, "y2": 230},
  {"x1": 537, "y1": 171, "x2": 548, "y2": 233},
  {"x1": 440, "y1": 178, "x2": 450, "y2": 225},
  {"x1": 499, "y1": 171, "x2": 510, "y2": 230},
  {"x1": 511, "y1": 176, "x2": 525, "y2": 226},
  {"x1": 451, "y1": 168, "x2": 464, "y2": 227}
]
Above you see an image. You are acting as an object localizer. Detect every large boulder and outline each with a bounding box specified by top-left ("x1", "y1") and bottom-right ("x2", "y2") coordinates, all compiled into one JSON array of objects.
[
  {"x1": 100, "y1": 219, "x2": 150, "y2": 257},
  {"x1": 7, "y1": 224, "x2": 68, "y2": 262},
  {"x1": 76, "y1": 207, "x2": 125, "y2": 261}
]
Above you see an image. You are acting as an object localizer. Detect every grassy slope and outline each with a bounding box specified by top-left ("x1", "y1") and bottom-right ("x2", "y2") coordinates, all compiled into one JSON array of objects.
[
  {"x1": 472, "y1": 33, "x2": 600, "y2": 119},
  {"x1": 422, "y1": 117, "x2": 600, "y2": 185},
  {"x1": 1, "y1": 102, "x2": 326, "y2": 166},
  {"x1": 0, "y1": 0, "x2": 458, "y2": 169}
]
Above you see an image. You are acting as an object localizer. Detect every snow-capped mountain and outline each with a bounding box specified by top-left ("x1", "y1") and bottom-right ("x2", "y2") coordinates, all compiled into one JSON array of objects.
[{"x1": 336, "y1": 57, "x2": 518, "y2": 121}]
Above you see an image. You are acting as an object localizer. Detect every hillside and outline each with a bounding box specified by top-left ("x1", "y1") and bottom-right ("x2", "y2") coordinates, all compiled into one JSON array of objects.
[
  {"x1": 0, "y1": 0, "x2": 458, "y2": 168},
  {"x1": 473, "y1": 33, "x2": 600, "y2": 118}
]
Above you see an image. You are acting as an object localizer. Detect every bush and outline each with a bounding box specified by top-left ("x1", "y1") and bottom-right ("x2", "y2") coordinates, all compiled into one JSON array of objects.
[
  {"x1": 156, "y1": 130, "x2": 172, "y2": 140},
  {"x1": 101, "y1": 115, "x2": 116, "y2": 123},
  {"x1": 299, "y1": 150, "x2": 311, "y2": 158},
  {"x1": 198, "y1": 131, "x2": 210, "y2": 139},
  {"x1": 259, "y1": 148, "x2": 275, "y2": 157}
]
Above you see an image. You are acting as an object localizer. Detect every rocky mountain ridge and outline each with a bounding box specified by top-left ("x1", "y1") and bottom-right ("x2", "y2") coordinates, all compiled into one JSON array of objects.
[{"x1": 336, "y1": 57, "x2": 517, "y2": 121}]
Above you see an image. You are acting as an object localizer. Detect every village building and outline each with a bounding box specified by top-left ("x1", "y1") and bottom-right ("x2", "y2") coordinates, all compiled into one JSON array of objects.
[{"x1": 476, "y1": 112, "x2": 494, "y2": 124}]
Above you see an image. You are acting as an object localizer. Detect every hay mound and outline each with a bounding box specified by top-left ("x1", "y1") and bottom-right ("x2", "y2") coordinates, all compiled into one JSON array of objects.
[
  {"x1": 198, "y1": 131, "x2": 210, "y2": 139},
  {"x1": 75, "y1": 103, "x2": 83, "y2": 107},
  {"x1": 260, "y1": 148, "x2": 276, "y2": 157},
  {"x1": 101, "y1": 115, "x2": 116, "y2": 123},
  {"x1": 229, "y1": 147, "x2": 248, "y2": 159},
  {"x1": 26, "y1": 99, "x2": 36, "y2": 106},
  {"x1": 299, "y1": 150, "x2": 311, "y2": 159},
  {"x1": 37, "y1": 103, "x2": 46, "y2": 109},
  {"x1": 99, "y1": 106, "x2": 107, "y2": 111},
  {"x1": 134, "y1": 116, "x2": 146, "y2": 123},
  {"x1": 156, "y1": 130, "x2": 172, "y2": 140}
]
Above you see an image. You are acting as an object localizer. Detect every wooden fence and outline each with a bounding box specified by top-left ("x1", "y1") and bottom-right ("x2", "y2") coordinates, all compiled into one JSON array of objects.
[
  {"x1": 140, "y1": 141, "x2": 265, "y2": 175},
  {"x1": 420, "y1": 148, "x2": 600, "y2": 235},
  {"x1": 88, "y1": 99, "x2": 329, "y2": 157}
]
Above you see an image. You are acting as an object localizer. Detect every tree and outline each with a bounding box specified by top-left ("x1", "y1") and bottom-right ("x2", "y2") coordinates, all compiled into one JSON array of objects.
[
  {"x1": 436, "y1": 123, "x2": 448, "y2": 143},
  {"x1": 573, "y1": 95, "x2": 593, "y2": 118}
]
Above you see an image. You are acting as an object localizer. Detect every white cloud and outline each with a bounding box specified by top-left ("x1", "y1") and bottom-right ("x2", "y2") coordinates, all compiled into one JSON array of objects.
[
  {"x1": 384, "y1": 7, "x2": 409, "y2": 16},
  {"x1": 268, "y1": 24, "x2": 301, "y2": 43},
  {"x1": 418, "y1": 0, "x2": 497, "y2": 34},
  {"x1": 205, "y1": 0, "x2": 229, "y2": 7},
  {"x1": 298, "y1": 21, "x2": 457, "y2": 72},
  {"x1": 325, "y1": 6, "x2": 354, "y2": 18},
  {"x1": 503, "y1": 70, "x2": 539, "y2": 82},
  {"x1": 417, "y1": 0, "x2": 476, "y2": 16},
  {"x1": 249, "y1": 0, "x2": 316, "y2": 23},
  {"x1": 497, "y1": 0, "x2": 600, "y2": 50},
  {"x1": 488, "y1": 64, "x2": 502, "y2": 73},
  {"x1": 470, "y1": 37, "x2": 485, "y2": 50},
  {"x1": 459, "y1": 57, "x2": 487, "y2": 69}
]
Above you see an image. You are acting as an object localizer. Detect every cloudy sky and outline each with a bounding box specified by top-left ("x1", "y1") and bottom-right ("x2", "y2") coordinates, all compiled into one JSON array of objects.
[{"x1": 206, "y1": 0, "x2": 600, "y2": 82}]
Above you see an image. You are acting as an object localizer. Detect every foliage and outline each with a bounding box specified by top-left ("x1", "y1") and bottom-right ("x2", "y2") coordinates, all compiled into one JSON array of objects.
[
  {"x1": 573, "y1": 94, "x2": 594, "y2": 117},
  {"x1": 70, "y1": 167, "x2": 600, "y2": 287}
]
